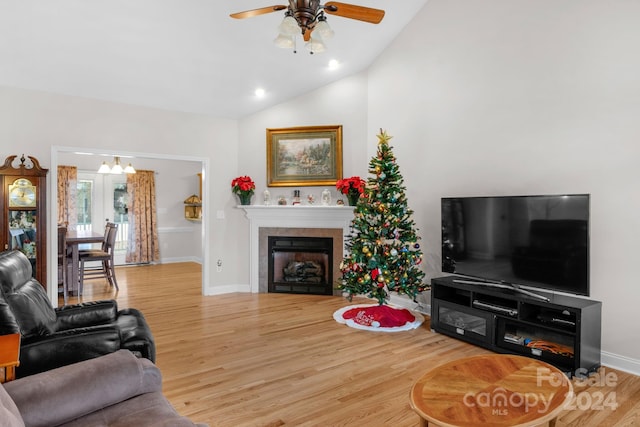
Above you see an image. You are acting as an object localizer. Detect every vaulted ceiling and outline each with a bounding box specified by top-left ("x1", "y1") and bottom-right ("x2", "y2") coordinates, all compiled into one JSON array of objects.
[{"x1": 1, "y1": 1, "x2": 428, "y2": 119}]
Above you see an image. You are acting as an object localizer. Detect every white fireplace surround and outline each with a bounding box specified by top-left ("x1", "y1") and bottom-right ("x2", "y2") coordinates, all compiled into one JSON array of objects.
[{"x1": 241, "y1": 205, "x2": 355, "y2": 293}]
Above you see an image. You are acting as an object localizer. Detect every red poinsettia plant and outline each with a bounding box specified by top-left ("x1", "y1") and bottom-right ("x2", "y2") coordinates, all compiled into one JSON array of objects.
[
  {"x1": 231, "y1": 175, "x2": 256, "y2": 196},
  {"x1": 335, "y1": 176, "x2": 366, "y2": 195}
]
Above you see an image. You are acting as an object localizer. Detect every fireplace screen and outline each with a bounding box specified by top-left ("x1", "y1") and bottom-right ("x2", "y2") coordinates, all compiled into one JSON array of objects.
[{"x1": 268, "y1": 236, "x2": 333, "y2": 295}]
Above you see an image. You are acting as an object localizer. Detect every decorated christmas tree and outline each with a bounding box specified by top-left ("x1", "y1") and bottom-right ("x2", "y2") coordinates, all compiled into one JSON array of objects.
[{"x1": 338, "y1": 129, "x2": 427, "y2": 305}]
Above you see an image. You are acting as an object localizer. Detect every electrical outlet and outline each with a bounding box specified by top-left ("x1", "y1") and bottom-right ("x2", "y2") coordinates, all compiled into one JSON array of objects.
[{"x1": 216, "y1": 259, "x2": 222, "y2": 272}]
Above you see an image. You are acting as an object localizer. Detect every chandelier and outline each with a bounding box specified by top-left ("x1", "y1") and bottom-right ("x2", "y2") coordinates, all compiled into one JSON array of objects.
[{"x1": 97, "y1": 156, "x2": 136, "y2": 174}]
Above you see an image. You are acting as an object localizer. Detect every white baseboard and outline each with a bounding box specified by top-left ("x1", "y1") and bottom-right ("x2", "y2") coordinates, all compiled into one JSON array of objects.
[
  {"x1": 159, "y1": 256, "x2": 202, "y2": 264},
  {"x1": 601, "y1": 351, "x2": 640, "y2": 376},
  {"x1": 204, "y1": 284, "x2": 250, "y2": 295}
]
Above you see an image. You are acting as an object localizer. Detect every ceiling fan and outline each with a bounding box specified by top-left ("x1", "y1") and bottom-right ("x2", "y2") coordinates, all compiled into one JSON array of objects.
[{"x1": 230, "y1": 1, "x2": 385, "y2": 53}]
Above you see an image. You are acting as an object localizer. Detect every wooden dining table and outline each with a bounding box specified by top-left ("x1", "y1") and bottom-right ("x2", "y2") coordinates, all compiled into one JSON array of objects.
[{"x1": 66, "y1": 229, "x2": 104, "y2": 295}]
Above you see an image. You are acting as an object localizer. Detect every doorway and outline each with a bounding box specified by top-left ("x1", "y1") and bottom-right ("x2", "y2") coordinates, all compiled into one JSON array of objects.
[{"x1": 49, "y1": 146, "x2": 210, "y2": 306}]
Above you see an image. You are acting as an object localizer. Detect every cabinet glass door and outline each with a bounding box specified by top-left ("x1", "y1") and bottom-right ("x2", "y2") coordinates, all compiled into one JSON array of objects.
[
  {"x1": 439, "y1": 306, "x2": 488, "y2": 336},
  {"x1": 8, "y1": 209, "x2": 38, "y2": 277},
  {"x1": 433, "y1": 301, "x2": 493, "y2": 345}
]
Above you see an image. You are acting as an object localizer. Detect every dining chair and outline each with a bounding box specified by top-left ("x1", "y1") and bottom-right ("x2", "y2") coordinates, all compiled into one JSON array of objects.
[
  {"x1": 57, "y1": 226, "x2": 68, "y2": 303},
  {"x1": 79, "y1": 221, "x2": 114, "y2": 254},
  {"x1": 78, "y1": 223, "x2": 119, "y2": 295}
]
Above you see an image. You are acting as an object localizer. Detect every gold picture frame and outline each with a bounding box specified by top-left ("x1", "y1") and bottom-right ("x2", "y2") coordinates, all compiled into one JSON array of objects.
[{"x1": 266, "y1": 125, "x2": 343, "y2": 187}]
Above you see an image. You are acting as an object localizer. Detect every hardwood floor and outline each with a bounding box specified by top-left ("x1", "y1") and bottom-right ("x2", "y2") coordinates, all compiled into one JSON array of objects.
[{"x1": 61, "y1": 263, "x2": 640, "y2": 427}]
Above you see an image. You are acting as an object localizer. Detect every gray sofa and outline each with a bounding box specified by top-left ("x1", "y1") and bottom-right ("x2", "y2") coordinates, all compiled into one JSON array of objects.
[{"x1": 0, "y1": 350, "x2": 207, "y2": 427}]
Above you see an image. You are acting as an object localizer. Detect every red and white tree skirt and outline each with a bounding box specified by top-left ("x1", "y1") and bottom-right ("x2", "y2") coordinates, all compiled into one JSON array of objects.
[{"x1": 333, "y1": 303, "x2": 424, "y2": 332}]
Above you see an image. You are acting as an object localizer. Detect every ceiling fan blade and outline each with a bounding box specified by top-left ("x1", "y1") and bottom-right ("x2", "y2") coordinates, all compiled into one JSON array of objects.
[
  {"x1": 230, "y1": 5, "x2": 287, "y2": 19},
  {"x1": 323, "y1": 2, "x2": 385, "y2": 24}
]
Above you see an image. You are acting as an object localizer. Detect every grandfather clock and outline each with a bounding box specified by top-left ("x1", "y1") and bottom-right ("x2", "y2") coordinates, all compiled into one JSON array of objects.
[{"x1": 0, "y1": 155, "x2": 48, "y2": 287}]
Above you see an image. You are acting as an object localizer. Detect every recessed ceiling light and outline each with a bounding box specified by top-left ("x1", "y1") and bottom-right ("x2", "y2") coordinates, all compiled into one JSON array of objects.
[
  {"x1": 254, "y1": 88, "x2": 266, "y2": 98},
  {"x1": 328, "y1": 59, "x2": 340, "y2": 70}
]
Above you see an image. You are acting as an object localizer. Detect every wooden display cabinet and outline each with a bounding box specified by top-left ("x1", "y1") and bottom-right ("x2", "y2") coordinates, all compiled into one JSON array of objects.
[{"x1": 0, "y1": 155, "x2": 48, "y2": 287}]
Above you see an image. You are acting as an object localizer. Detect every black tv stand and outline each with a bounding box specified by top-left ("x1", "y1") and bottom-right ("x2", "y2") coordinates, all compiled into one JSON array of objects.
[
  {"x1": 432, "y1": 276, "x2": 602, "y2": 376},
  {"x1": 452, "y1": 279, "x2": 551, "y2": 302}
]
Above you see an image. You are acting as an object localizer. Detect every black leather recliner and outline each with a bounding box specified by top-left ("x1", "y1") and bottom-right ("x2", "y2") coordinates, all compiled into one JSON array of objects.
[{"x1": 0, "y1": 250, "x2": 155, "y2": 378}]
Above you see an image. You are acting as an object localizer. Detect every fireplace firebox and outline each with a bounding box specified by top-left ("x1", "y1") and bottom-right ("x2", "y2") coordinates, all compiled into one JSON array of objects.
[{"x1": 268, "y1": 236, "x2": 333, "y2": 295}]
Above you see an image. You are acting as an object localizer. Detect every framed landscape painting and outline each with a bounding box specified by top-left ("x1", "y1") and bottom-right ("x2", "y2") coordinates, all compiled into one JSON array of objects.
[{"x1": 266, "y1": 125, "x2": 343, "y2": 187}]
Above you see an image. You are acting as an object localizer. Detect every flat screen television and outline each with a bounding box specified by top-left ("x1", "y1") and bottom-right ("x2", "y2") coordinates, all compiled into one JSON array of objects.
[{"x1": 441, "y1": 194, "x2": 590, "y2": 297}]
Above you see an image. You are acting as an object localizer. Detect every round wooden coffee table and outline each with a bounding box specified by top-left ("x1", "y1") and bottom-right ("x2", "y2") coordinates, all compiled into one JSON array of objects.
[{"x1": 410, "y1": 354, "x2": 573, "y2": 427}]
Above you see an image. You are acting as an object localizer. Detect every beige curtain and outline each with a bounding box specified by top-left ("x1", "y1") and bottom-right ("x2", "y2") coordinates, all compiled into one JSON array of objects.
[
  {"x1": 57, "y1": 165, "x2": 77, "y2": 230},
  {"x1": 126, "y1": 170, "x2": 160, "y2": 264}
]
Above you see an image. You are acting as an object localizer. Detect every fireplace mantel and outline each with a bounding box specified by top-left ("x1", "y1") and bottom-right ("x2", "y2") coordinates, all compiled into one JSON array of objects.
[
  {"x1": 241, "y1": 205, "x2": 355, "y2": 293},
  {"x1": 241, "y1": 205, "x2": 354, "y2": 222}
]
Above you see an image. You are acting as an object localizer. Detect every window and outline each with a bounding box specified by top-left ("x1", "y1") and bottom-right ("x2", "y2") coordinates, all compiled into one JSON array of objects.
[
  {"x1": 77, "y1": 179, "x2": 93, "y2": 232},
  {"x1": 113, "y1": 183, "x2": 129, "y2": 251}
]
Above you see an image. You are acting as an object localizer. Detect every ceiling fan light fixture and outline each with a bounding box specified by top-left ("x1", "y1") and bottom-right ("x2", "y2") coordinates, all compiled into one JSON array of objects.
[
  {"x1": 315, "y1": 15, "x2": 334, "y2": 40},
  {"x1": 274, "y1": 33, "x2": 295, "y2": 49},
  {"x1": 231, "y1": 2, "x2": 386, "y2": 55},
  {"x1": 305, "y1": 36, "x2": 326, "y2": 54},
  {"x1": 278, "y1": 14, "x2": 299, "y2": 36}
]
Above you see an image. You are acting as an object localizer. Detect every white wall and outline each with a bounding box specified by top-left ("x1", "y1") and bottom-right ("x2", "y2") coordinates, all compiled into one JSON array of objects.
[
  {"x1": 366, "y1": 0, "x2": 640, "y2": 370},
  {"x1": 240, "y1": 72, "x2": 371, "y2": 187},
  {"x1": 0, "y1": 85, "x2": 240, "y2": 295},
  {"x1": 237, "y1": 73, "x2": 371, "y2": 283}
]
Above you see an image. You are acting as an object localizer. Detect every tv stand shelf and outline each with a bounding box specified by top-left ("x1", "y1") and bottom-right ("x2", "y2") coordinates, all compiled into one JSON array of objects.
[{"x1": 431, "y1": 276, "x2": 602, "y2": 376}]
